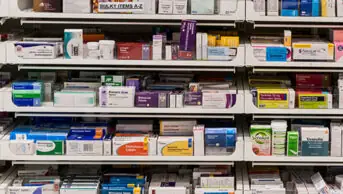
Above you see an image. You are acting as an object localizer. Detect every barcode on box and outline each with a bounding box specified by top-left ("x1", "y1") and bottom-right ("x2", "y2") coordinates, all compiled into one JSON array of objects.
[{"x1": 83, "y1": 144, "x2": 94, "y2": 153}]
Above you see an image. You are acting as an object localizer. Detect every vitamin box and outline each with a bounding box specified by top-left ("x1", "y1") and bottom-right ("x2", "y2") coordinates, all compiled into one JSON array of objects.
[
  {"x1": 157, "y1": 136, "x2": 193, "y2": 156},
  {"x1": 250, "y1": 124, "x2": 272, "y2": 156}
]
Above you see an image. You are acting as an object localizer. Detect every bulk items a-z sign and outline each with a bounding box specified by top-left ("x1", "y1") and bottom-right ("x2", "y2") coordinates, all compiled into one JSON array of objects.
[{"x1": 98, "y1": 2, "x2": 145, "y2": 13}]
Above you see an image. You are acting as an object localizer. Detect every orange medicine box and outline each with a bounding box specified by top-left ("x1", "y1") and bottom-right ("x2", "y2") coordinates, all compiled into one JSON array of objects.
[{"x1": 113, "y1": 136, "x2": 157, "y2": 156}]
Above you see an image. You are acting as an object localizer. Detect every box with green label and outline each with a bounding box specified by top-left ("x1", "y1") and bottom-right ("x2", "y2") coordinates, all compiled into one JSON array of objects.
[
  {"x1": 287, "y1": 131, "x2": 299, "y2": 156},
  {"x1": 36, "y1": 140, "x2": 65, "y2": 155},
  {"x1": 250, "y1": 124, "x2": 272, "y2": 156},
  {"x1": 101, "y1": 75, "x2": 124, "y2": 86}
]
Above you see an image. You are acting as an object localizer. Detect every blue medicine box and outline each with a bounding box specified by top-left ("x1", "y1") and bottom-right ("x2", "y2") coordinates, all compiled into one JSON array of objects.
[{"x1": 205, "y1": 128, "x2": 237, "y2": 148}]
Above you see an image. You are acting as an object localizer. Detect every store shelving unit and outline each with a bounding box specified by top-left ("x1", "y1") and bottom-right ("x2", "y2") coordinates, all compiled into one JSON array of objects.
[
  {"x1": 9, "y1": 0, "x2": 245, "y2": 26},
  {"x1": 6, "y1": 41, "x2": 244, "y2": 72},
  {"x1": 0, "y1": 126, "x2": 244, "y2": 165}
]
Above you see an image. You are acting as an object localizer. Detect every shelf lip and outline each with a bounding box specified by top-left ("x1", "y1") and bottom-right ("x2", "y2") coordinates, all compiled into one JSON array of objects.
[
  {"x1": 249, "y1": 62, "x2": 343, "y2": 68},
  {"x1": 247, "y1": 15, "x2": 343, "y2": 23},
  {"x1": 12, "y1": 12, "x2": 243, "y2": 21}
]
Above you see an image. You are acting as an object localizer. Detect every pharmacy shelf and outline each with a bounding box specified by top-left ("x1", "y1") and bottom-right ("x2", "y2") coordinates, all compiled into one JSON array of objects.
[
  {"x1": 7, "y1": 42, "x2": 245, "y2": 71},
  {"x1": 245, "y1": 43, "x2": 343, "y2": 72},
  {"x1": 0, "y1": 84, "x2": 244, "y2": 117},
  {"x1": 243, "y1": 81, "x2": 343, "y2": 116},
  {"x1": 0, "y1": 129, "x2": 244, "y2": 165},
  {"x1": 246, "y1": 0, "x2": 343, "y2": 25},
  {"x1": 9, "y1": 0, "x2": 245, "y2": 24},
  {"x1": 243, "y1": 128, "x2": 343, "y2": 166}
]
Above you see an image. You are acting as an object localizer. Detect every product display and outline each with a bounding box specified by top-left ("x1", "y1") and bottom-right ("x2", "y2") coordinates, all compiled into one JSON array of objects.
[{"x1": 6, "y1": 117, "x2": 237, "y2": 156}]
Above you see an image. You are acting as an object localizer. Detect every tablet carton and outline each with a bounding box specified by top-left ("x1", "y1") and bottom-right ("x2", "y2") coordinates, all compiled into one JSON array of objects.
[
  {"x1": 330, "y1": 122, "x2": 341, "y2": 157},
  {"x1": 301, "y1": 127, "x2": 329, "y2": 156},
  {"x1": 157, "y1": 136, "x2": 193, "y2": 156},
  {"x1": 113, "y1": 136, "x2": 157, "y2": 156}
]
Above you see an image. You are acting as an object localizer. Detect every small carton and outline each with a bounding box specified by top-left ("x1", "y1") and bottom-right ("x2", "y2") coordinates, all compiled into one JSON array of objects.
[
  {"x1": 287, "y1": 131, "x2": 299, "y2": 156},
  {"x1": 250, "y1": 124, "x2": 272, "y2": 156}
]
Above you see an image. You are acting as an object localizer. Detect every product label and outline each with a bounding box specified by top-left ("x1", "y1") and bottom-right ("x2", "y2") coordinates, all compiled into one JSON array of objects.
[
  {"x1": 36, "y1": 140, "x2": 64, "y2": 155},
  {"x1": 287, "y1": 132, "x2": 299, "y2": 156},
  {"x1": 257, "y1": 92, "x2": 289, "y2": 109},
  {"x1": 298, "y1": 94, "x2": 328, "y2": 109},
  {"x1": 250, "y1": 126, "x2": 272, "y2": 156},
  {"x1": 161, "y1": 139, "x2": 193, "y2": 156},
  {"x1": 115, "y1": 139, "x2": 148, "y2": 156}
]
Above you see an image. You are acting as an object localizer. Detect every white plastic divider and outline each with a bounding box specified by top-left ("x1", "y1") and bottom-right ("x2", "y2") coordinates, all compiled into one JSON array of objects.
[
  {"x1": 9, "y1": 0, "x2": 245, "y2": 22},
  {"x1": 245, "y1": 0, "x2": 343, "y2": 23},
  {"x1": 7, "y1": 41, "x2": 245, "y2": 69},
  {"x1": 1, "y1": 78, "x2": 244, "y2": 115},
  {"x1": 243, "y1": 125, "x2": 343, "y2": 166},
  {"x1": 0, "y1": 125, "x2": 244, "y2": 165},
  {"x1": 245, "y1": 42, "x2": 343, "y2": 69},
  {"x1": 0, "y1": 42, "x2": 6, "y2": 65}
]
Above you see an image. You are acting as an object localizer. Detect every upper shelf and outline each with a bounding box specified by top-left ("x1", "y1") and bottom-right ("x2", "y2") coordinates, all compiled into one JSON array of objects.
[
  {"x1": 8, "y1": 0, "x2": 245, "y2": 24},
  {"x1": 246, "y1": 0, "x2": 343, "y2": 24}
]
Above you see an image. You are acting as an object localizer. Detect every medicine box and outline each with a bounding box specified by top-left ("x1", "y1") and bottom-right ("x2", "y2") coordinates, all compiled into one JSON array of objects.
[
  {"x1": 66, "y1": 128, "x2": 105, "y2": 156},
  {"x1": 202, "y1": 90, "x2": 236, "y2": 109},
  {"x1": 301, "y1": 127, "x2": 329, "y2": 156},
  {"x1": 157, "y1": 136, "x2": 193, "y2": 156},
  {"x1": 250, "y1": 124, "x2": 272, "y2": 156},
  {"x1": 287, "y1": 131, "x2": 299, "y2": 156},
  {"x1": 330, "y1": 122, "x2": 342, "y2": 157},
  {"x1": 255, "y1": 88, "x2": 295, "y2": 109},
  {"x1": 63, "y1": 0, "x2": 91, "y2": 13},
  {"x1": 64, "y1": 29, "x2": 83, "y2": 59},
  {"x1": 12, "y1": 81, "x2": 44, "y2": 107},
  {"x1": 160, "y1": 120, "x2": 197, "y2": 136},
  {"x1": 54, "y1": 91, "x2": 96, "y2": 107},
  {"x1": 158, "y1": 0, "x2": 173, "y2": 14},
  {"x1": 297, "y1": 91, "x2": 332, "y2": 109},
  {"x1": 205, "y1": 128, "x2": 237, "y2": 156},
  {"x1": 99, "y1": 86, "x2": 135, "y2": 108},
  {"x1": 101, "y1": 75, "x2": 124, "y2": 86},
  {"x1": 113, "y1": 136, "x2": 157, "y2": 156},
  {"x1": 14, "y1": 42, "x2": 60, "y2": 59},
  {"x1": 191, "y1": 0, "x2": 215, "y2": 14},
  {"x1": 292, "y1": 40, "x2": 334, "y2": 61},
  {"x1": 193, "y1": 125, "x2": 205, "y2": 156},
  {"x1": 321, "y1": 0, "x2": 336, "y2": 16}
]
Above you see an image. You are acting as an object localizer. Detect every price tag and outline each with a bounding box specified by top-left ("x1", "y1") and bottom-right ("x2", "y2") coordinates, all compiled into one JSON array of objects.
[{"x1": 98, "y1": 2, "x2": 144, "y2": 13}]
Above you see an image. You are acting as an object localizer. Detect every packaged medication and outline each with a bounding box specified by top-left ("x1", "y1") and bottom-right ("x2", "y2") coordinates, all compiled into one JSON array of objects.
[
  {"x1": 196, "y1": 33, "x2": 202, "y2": 60},
  {"x1": 200, "y1": 176, "x2": 234, "y2": 188},
  {"x1": 134, "y1": 0, "x2": 156, "y2": 14},
  {"x1": 334, "y1": 42, "x2": 343, "y2": 62},
  {"x1": 64, "y1": 29, "x2": 83, "y2": 59},
  {"x1": 254, "y1": 0, "x2": 266, "y2": 15},
  {"x1": 300, "y1": 0, "x2": 312, "y2": 16},
  {"x1": 66, "y1": 128, "x2": 105, "y2": 156},
  {"x1": 191, "y1": 0, "x2": 215, "y2": 14},
  {"x1": 207, "y1": 47, "x2": 237, "y2": 61},
  {"x1": 330, "y1": 122, "x2": 342, "y2": 157},
  {"x1": 54, "y1": 91, "x2": 96, "y2": 107},
  {"x1": 193, "y1": 125, "x2": 205, "y2": 156},
  {"x1": 63, "y1": 0, "x2": 91, "y2": 13},
  {"x1": 99, "y1": 86, "x2": 135, "y2": 108},
  {"x1": 297, "y1": 90, "x2": 332, "y2": 109},
  {"x1": 281, "y1": 0, "x2": 299, "y2": 15},
  {"x1": 34, "y1": 0, "x2": 62, "y2": 12},
  {"x1": 254, "y1": 88, "x2": 295, "y2": 109},
  {"x1": 287, "y1": 131, "x2": 299, "y2": 156},
  {"x1": 267, "y1": 0, "x2": 279, "y2": 16},
  {"x1": 205, "y1": 128, "x2": 236, "y2": 155},
  {"x1": 12, "y1": 81, "x2": 44, "y2": 107},
  {"x1": 87, "y1": 42, "x2": 100, "y2": 59},
  {"x1": 157, "y1": 136, "x2": 193, "y2": 156},
  {"x1": 271, "y1": 120, "x2": 287, "y2": 156},
  {"x1": 158, "y1": 0, "x2": 173, "y2": 14},
  {"x1": 292, "y1": 40, "x2": 334, "y2": 61},
  {"x1": 301, "y1": 127, "x2": 329, "y2": 156},
  {"x1": 321, "y1": 0, "x2": 336, "y2": 16},
  {"x1": 14, "y1": 42, "x2": 60, "y2": 59},
  {"x1": 160, "y1": 120, "x2": 197, "y2": 136},
  {"x1": 179, "y1": 20, "x2": 196, "y2": 60},
  {"x1": 101, "y1": 75, "x2": 124, "y2": 86},
  {"x1": 202, "y1": 33, "x2": 208, "y2": 60},
  {"x1": 173, "y1": 0, "x2": 187, "y2": 14},
  {"x1": 153, "y1": 35, "x2": 163, "y2": 60},
  {"x1": 219, "y1": 0, "x2": 236, "y2": 15},
  {"x1": 250, "y1": 124, "x2": 272, "y2": 156},
  {"x1": 99, "y1": 40, "x2": 115, "y2": 60},
  {"x1": 113, "y1": 136, "x2": 157, "y2": 156}
]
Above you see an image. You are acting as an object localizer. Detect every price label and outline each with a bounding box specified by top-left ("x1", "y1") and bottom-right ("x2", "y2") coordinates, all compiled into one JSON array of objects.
[{"x1": 98, "y1": 2, "x2": 144, "y2": 13}]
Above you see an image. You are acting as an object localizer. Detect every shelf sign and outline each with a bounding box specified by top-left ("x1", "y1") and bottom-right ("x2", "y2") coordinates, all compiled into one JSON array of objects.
[{"x1": 98, "y1": 2, "x2": 144, "y2": 13}]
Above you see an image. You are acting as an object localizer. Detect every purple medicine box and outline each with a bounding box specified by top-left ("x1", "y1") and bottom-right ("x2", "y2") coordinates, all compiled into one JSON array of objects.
[
  {"x1": 184, "y1": 92, "x2": 202, "y2": 106},
  {"x1": 135, "y1": 92, "x2": 159, "y2": 108},
  {"x1": 179, "y1": 20, "x2": 197, "y2": 52},
  {"x1": 126, "y1": 78, "x2": 140, "y2": 92}
]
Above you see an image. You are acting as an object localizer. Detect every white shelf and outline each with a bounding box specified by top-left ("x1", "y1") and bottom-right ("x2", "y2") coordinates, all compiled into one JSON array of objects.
[
  {"x1": 0, "y1": 128, "x2": 244, "y2": 164},
  {"x1": 9, "y1": 0, "x2": 245, "y2": 22},
  {"x1": 245, "y1": 43, "x2": 343, "y2": 71},
  {"x1": 7, "y1": 41, "x2": 245, "y2": 70},
  {"x1": 246, "y1": 0, "x2": 343, "y2": 23},
  {"x1": 243, "y1": 129, "x2": 343, "y2": 166},
  {"x1": 1, "y1": 83, "x2": 245, "y2": 116}
]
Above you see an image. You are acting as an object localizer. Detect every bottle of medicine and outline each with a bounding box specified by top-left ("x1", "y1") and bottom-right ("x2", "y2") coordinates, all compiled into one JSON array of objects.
[
  {"x1": 99, "y1": 40, "x2": 115, "y2": 60},
  {"x1": 87, "y1": 42, "x2": 100, "y2": 59}
]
